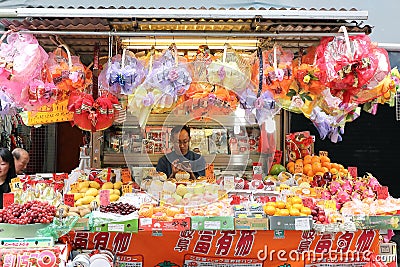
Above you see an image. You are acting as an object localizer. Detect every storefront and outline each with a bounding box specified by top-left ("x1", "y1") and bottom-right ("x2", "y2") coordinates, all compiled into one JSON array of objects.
[{"x1": 0, "y1": 3, "x2": 398, "y2": 267}]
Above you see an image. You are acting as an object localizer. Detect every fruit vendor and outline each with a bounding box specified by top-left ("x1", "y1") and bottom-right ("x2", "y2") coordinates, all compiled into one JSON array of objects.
[
  {"x1": 0, "y1": 148, "x2": 17, "y2": 209},
  {"x1": 156, "y1": 125, "x2": 206, "y2": 180},
  {"x1": 12, "y1": 147, "x2": 29, "y2": 175}
]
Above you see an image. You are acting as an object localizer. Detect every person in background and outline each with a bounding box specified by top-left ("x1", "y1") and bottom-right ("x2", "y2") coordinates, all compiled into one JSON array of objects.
[
  {"x1": 0, "y1": 148, "x2": 17, "y2": 208},
  {"x1": 12, "y1": 148, "x2": 29, "y2": 175},
  {"x1": 156, "y1": 125, "x2": 206, "y2": 180}
]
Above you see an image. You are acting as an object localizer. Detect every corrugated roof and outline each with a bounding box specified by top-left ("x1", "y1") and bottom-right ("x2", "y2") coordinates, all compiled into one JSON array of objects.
[{"x1": 0, "y1": 6, "x2": 372, "y2": 65}]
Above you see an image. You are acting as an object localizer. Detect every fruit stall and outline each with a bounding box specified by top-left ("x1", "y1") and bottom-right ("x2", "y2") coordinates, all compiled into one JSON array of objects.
[{"x1": 0, "y1": 4, "x2": 399, "y2": 267}]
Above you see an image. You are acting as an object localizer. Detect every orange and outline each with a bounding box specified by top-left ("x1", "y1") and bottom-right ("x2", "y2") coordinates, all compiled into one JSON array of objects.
[
  {"x1": 321, "y1": 167, "x2": 329, "y2": 173},
  {"x1": 303, "y1": 155, "x2": 312, "y2": 165},
  {"x1": 291, "y1": 196, "x2": 303, "y2": 205},
  {"x1": 312, "y1": 162, "x2": 322, "y2": 173},
  {"x1": 320, "y1": 155, "x2": 331, "y2": 163},
  {"x1": 315, "y1": 171, "x2": 324, "y2": 177},
  {"x1": 303, "y1": 164, "x2": 312, "y2": 175},
  {"x1": 286, "y1": 161, "x2": 295, "y2": 174},
  {"x1": 265, "y1": 202, "x2": 277, "y2": 208},
  {"x1": 292, "y1": 203, "x2": 303, "y2": 210},
  {"x1": 295, "y1": 158, "x2": 303, "y2": 166},
  {"x1": 322, "y1": 161, "x2": 331, "y2": 169},
  {"x1": 337, "y1": 164, "x2": 344, "y2": 170},
  {"x1": 311, "y1": 155, "x2": 321, "y2": 163},
  {"x1": 306, "y1": 169, "x2": 314, "y2": 177},
  {"x1": 263, "y1": 205, "x2": 276, "y2": 216},
  {"x1": 330, "y1": 163, "x2": 340, "y2": 170}
]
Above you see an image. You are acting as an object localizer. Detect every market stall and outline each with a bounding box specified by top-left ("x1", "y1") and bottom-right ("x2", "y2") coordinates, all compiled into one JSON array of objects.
[{"x1": 0, "y1": 4, "x2": 398, "y2": 267}]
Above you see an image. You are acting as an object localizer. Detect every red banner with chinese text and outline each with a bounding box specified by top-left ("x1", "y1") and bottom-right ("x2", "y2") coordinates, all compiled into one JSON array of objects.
[{"x1": 69, "y1": 230, "x2": 379, "y2": 267}]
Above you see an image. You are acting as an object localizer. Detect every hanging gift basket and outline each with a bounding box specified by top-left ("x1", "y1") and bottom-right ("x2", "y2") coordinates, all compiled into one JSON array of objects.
[
  {"x1": 0, "y1": 31, "x2": 48, "y2": 105},
  {"x1": 67, "y1": 90, "x2": 120, "y2": 132},
  {"x1": 44, "y1": 44, "x2": 87, "y2": 101},
  {"x1": 128, "y1": 44, "x2": 192, "y2": 126},
  {"x1": 98, "y1": 48, "x2": 146, "y2": 96},
  {"x1": 316, "y1": 26, "x2": 390, "y2": 103}
]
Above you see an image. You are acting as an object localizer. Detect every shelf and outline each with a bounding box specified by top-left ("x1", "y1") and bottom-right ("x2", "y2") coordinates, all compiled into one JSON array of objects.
[
  {"x1": 120, "y1": 113, "x2": 261, "y2": 128},
  {"x1": 102, "y1": 152, "x2": 271, "y2": 170}
]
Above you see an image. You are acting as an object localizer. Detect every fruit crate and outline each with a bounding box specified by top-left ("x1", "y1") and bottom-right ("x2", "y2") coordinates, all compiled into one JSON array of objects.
[
  {"x1": 191, "y1": 216, "x2": 234, "y2": 231},
  {"x1": 269, "y1": 216, "x2": 313, "y2": 230},
  {"x1": 234, "y1": 218, "x2": 269, "y2": 230},
  {"x1": 93, "y1": 219, "x2": 138, "y2": 233},
  {"x1": 139, "y1": 217, "x2": 191, "y2": 231}
]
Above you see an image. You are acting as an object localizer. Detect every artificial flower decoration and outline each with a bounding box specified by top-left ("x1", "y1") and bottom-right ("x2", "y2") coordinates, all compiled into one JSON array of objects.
[
  {"x1": 0, "y1": 90, "x2": 17, "y2": 116},
  {"x1": 252, "y1": 91, "x2": 281, "y2": 125}
]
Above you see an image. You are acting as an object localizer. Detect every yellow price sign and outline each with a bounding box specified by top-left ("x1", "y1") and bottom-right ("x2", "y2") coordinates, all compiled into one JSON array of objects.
[
  {"x1": 10, "y1": 182, "x2": 22, "y2": 192},
  {"x1": 122, "y1": 184, "x2": 133, "y2": 195},
  {"x1": 319, "y1": 151, "x2": 328, "y2": 157},
  {"x1": 279, "y1": 184, "x2": 291, "y2": 192}
]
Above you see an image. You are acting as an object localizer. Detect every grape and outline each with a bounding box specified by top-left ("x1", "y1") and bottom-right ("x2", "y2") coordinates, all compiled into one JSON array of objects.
[
  {"x1": 100, "y1": 202, "x2": 138, "y2": 215},
  {"x1": 0, "y1": 201, "x2": 57, "y2": 224}
]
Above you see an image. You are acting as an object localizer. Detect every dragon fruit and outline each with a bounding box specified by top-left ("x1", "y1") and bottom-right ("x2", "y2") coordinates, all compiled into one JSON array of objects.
[
  {"x1": 368, "y1": 176, "x2": 380, "y2": 191},
  {"x1": 329, "y1": 180, "x2": 341, "y2": 195},
  {"x1": 362, "y1": 187, "x2": 376, "y2": 199},
  {"x1": 341, "y1": 179, "x2": 353, "y2": 193},
  {"x1": 337, "y1": 190, "x2": 351, "y2": 203},
  {"x1": 353, "y1": 180, "x2": 365, "y2": 192},
  {"x1": 321, "y1": 190, "x2": 332, "y2": 200}
]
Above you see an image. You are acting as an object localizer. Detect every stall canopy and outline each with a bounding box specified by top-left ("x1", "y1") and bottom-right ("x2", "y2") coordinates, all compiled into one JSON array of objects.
[{"x1": 0, "y1": 1, "x2": 371, "y2": 65}]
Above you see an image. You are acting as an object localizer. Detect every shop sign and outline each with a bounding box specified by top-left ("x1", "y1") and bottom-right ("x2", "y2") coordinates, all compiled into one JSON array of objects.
[
  {"x1": 27, "y1": 100, "x2": 73, "y2": 125},
  {"x1": 0, "y1": 247, "x2": 60, "y2": 267}
]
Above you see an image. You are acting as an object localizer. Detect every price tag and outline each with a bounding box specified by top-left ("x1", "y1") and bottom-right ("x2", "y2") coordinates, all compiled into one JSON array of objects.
[
  {"x1": 3, "y1": 193, "x2": 14, "y2": 208},
  {"x1": 108, "y1": 224, "x2": 125, "y2": 232},
  {"x1": 324, "y1": 200, "x2": 337, "y2": 210},
  {"x1": 294, "y1": 161, "x2": 303, "y2": 174},
  {"x1": 122, "y1": 184, "x2": 133, "y2": 195},
  {"x1": 377, "y1": 186, "x2": 389, "y2": 199},
  {"x1": 279, "y1": 184, "x2": 290, "y2": 192},
  {"x1": 295, "y1": 217, "x2": 311, "y2": 231},
  {"x1": 205, "y1": 163, "x2": 215, "y2": 183},
  {"x1": 204, "y1": 220, "x2": 221, "y2": 230},
  {"x1": 318, "y1": 151, "x2": 328, "y2": 157},
  {"x1": 223, "y1": 176, "x2": 235, "y2": 191},
  {"x1": 10, "y1": 182, "x2": 22, "y2": 192},
  {"x1": 64, "y1": 194, "x2": 75, "y2": 207},
  {"x1": 100, "y1": 190, "x2": 110, "y2": 206},
  {"x1": 121, "y1": 168, "x2": 132, "y2": 183},
  {"x1": 348, "y1": 167, "x2": 358, "y2": 178},
  {"x1": 53, "y1": 173, "x2": 68, "y2": 181}
]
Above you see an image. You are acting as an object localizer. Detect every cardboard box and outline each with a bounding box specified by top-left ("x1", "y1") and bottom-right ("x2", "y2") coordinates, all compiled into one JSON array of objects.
[
  {"x1": 139, "y1": 217, "x2": 191, "y2": 231},
  {"x1": 353, "y1": 215, "x2": 400, "y2": 230},
  {"x1": 0, "y1": 223, "x2": 49, "y2": 238},
  {"x1": 269, "y1": 216, "x2": 313, "y2": 230},
  {"x1": 0, "y1": 237, "x2": 54, "y2": 248},
  {"x1": 93, "y1": 219, "x2": 138, "y2": 233},
  {"x1": 72, "y1": 218, "x2": 90, "y2": 231},
  {"x1": 191, "y1": 216, "x2": 234, "y2": 231},
  {"x1": 235, "y1": 218, "x2": 269, "y2": 230}
]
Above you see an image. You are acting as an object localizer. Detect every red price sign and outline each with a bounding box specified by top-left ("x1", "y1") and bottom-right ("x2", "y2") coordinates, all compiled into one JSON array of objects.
[
  {"x1": 53, "y1": 173, "x2": 68, "y2": 181},
  {"x1": 377, "y1": 186, "x2": 389, "y2": 200},
  {"x1": 3, "y1": 193, "x2": 14, "y2": 208},
  {"x1": 100, "y1": 190, "x2": 110, "y2": 206},
  {"x1": 347, "y1": 166, "x2": 358, "y2": 178},
  {"x1": 64, "y1": 194, "x2": 75, "y2": 207},
  {"x1": 121, "y1": 168, "x2": 132, "y2": 183}
]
